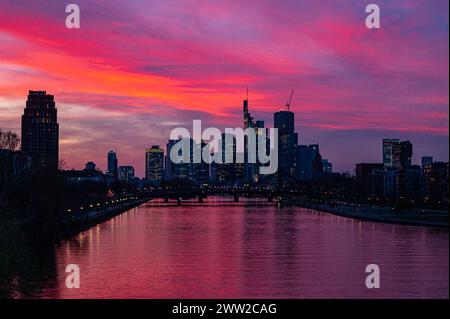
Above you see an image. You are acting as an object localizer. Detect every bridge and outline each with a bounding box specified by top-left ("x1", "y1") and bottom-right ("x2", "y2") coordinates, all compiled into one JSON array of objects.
[{"x1": 138, "y1": 185, "x2": 304, "y2": 204}]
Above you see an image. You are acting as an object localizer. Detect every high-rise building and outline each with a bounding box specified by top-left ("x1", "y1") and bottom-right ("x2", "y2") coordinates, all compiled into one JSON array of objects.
[
  {"x1": 296, "y1": 144, "x2": 320, "y2": 181},
  {"x1": 421, "y1": 156, "x2": 433, "y2": 168},
  {"x1": 216, "y1": 133, "x2": 237, "y2": 184},
  {"x1": 165, "y1": 139, "x2": 178, "y2": 179},
  {"x1": 21, "y1": 90, "x2": 59, "y2": 171},
  {"x1": 397, "y1": 165, "x2": 423, "y2": 202},
  {"x1": 145, "y1": 145, "x2": 164, "y2": 184},
  {"x1": 312, "y1": 148, "x2": 324, "y2": 178},
  {"x1": 274, "y1": 110, "x2": 298, "y2": 177},
  {"x1": 242, "y1": 92, "x2": 269, "y2": 182},
  {"x1": 322, "y1": 159, "x2": 333, "y2": 174},
  {"x1": 382, "y1": 139, "x2": 399, "y2": 167},
  {"x1": 190, "y1": 140, "x2": 209, "y2": 184},
  {"x1": 118, "y1": 165, "x2": 135, "y2": 182},
  {"x1": 383, "y1": 167, "x2": 398, "y2": 199},
  {"x1": 107, "y1": 150, "x2": 118, "y2": 178},
  {"x1": 393, "y1": 140, "x2": 413, "y2": 169},
  {"x1": 423, "y1": 162, "x2": 449, "y2": 206},
  {"x1": 297, "y1": 145, "x2": 314, "y2": 181}
]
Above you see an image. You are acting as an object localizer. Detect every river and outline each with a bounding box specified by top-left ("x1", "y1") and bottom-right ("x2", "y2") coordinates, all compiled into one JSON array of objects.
[{"x1": 1, "y1": 197, "x2": 448, "y2": 298}]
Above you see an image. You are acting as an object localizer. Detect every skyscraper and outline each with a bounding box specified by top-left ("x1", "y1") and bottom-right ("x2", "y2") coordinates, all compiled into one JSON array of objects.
[
  {"x1": 382, "y1": 138, "x2": 399, "y2": 167},
  {"x1": 146, "y1": 145, "x2": 164, "y2": 184},
  {"x1": 165, "y1": 139, "x2": 178, "y2": 179},
  {"x1": 393, "y1": 140, "x2": 413, "y2": 169},
  {"x1": 274, "y1": 110, "x2": 298, "y2": 177},
  {"x1": 242, "y1": 91, "x2": 267, "y2": 182},
  {"x1": 21, "y1": 90, "x2": 59, "y2": 171},
  {"x1": 297, "y1": 145, "x2": 315, "y2": 181},
  {"x1": 322, "y1": 159, "x2": 333, "y2": 174},
  {"x1": 118, "y1": 165, "x2": 135, "y2": 182},
  {"x1": 107, "y1": 150, "x2": 118, "y2": 178},
  {"x1": 421, "y1": 156, "x2": 433, "y2": 168},
  {"x1": 216, "y1": 133, "x2": 237, "y2": 184}
]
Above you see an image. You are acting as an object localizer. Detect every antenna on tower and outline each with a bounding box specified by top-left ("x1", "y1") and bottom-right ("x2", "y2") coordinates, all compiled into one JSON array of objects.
[{"x1": 246, "y1": 87, "x2": 249, "y2": 100}]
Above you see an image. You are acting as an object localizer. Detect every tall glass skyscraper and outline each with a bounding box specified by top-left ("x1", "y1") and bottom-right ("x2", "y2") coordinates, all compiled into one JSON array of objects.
[
  {"x1": 274, "y1": 110, "x2": 298, "y2": 177},
  {"x1": 21, "y1": 90, "x2": 59, "y2": 172},
  {"x1": 107, "y1": 150, "x2": 118, "y2": 178},
  {"x1": 382, "y1": 138, "x2": 399, "y2": 167},
  {"x1": 146, "y1": 145, "x2": 164, "y2": 184}
]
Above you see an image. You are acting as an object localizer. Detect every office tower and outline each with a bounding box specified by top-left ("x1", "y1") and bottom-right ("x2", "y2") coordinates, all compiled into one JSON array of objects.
[
  {"x1": 190, "y1": 140, "x2": 209, "y2": 184},
  {"x1": 423, "y1": 162, "x2": 449, "y2": 206},
  {"x1": 297, "y1": 145, "x2": 314, "y2": 181},
  {"x1": 107, "y1": 150, "x2": 118, "y2": 178},
  {"x1": 118, "y1": 165, "x2": 135, "y2": 182},
  {"x1": 312, "y1": 146, "x2": 324, "y2": 177},
  {"x1": 421, "y1": 156, "x2": 433, "y2": 168},
  {"x1": 217, "y1": 133, "x2": 237, "y2": 184},
  {"x1": 165, "y1": 139, "x2": 178, "y2": 179},
  {"x1": 383, "y1": 167, "x2": 398, "y2": 199},
  {"x1": 85, "y1": 161, "x2": 96, "y2": 171},
  {"x1": 145, "y1": 145, "x2": 164, "y2": 184},
  {"x1": 393, "y1": 140, "x2": 413, "y2": 169},
  {"x1": 21, "y1": 90, "x2": 59, "y2": 171},
  {"x1": 297, "y1": 144, "x2": 320, "y2": 181},
  {"x1": 322, "y1": 159, "x2": 333, "y2": 174},
  {"x1": 382, "y1": 138, "x2": 399, "y2": 167},
  {"x1": 274, "y1": 110, "x2": 298, "y2": 177},
  {"x1": 243, "y1": 88, "x2": 254, "y2": 129},
  {"x1": 242, "y1": 92, "x2": 268, "y2": 181},
  {"x1": 397, "y1": 165, "x2": 423, "y2": 202}
]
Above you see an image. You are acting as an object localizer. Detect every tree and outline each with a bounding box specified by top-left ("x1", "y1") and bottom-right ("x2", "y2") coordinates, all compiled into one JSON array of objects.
[{"x1": 0, "y1": 129, "x2": 20, "y2": 151}]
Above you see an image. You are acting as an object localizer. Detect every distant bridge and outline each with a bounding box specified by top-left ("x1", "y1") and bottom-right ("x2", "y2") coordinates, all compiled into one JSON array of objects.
[{"x1": 138, "y1": 185, "x2": 304, "y2": 204}]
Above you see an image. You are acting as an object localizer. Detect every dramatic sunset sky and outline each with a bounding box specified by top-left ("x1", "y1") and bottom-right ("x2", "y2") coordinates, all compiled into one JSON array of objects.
[{"x1": 0, "y1": 0, "x2": 448, "y2": 176}]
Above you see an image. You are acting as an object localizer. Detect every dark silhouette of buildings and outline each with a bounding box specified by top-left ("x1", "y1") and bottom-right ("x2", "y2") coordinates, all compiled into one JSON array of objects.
[
  {"x1": 107, "y1": 150, "x2": 118, "y2": 178},
  {"x1": 356, "y1": 163, "x2": 384, "y2": 194},
  {"x1": 85, "y1": 161, "x2": 96, "y2": 171},
  {"x1": 274, "y1": 109, "x2": 298, "y2": 177},
  {"x1": 119, "y1": 165, "x2": 135, "y2": 183},
  {"x1": 322, "y1": 159, "x2": 333, "y2": 174},
  {"x1": 421, "y1": 156, "x2": 433, "y2": 168},
  {"x1": 146, "y1": 145, "x2": 164, "y2": 185},
  {"x1": 382, "y1": 138, "x2": 399, "y2": 167},
  {"x1": 423, "y1": 162, "x2": 449, "y2": 206},
  {"x1": 393, "y1": 140, "x2": 413, "y2": 169},
  {"x1": 21, "y1": 90, "x2": 59, "y2": 171},
  {"x1": 242, "y1": 92, "x2": 267, "y2": 182}
]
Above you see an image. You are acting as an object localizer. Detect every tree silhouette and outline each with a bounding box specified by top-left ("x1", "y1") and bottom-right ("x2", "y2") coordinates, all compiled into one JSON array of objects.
[{"x1": 0, "y1": 129, "x2": 20, "y2": 151}]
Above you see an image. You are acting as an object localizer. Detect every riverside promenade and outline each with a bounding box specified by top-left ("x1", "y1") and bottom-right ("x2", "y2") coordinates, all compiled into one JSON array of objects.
[
  {"x1": 61, "y1": 196, "x2": 150, "y2": 235},
  {"x1": 289, "y1": 200, "x2": 449, "y2": 228}
]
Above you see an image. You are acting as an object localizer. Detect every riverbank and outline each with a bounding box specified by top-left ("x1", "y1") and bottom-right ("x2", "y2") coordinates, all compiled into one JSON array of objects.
[
  {"x1": 286, "y1": 200, "x2": 449, "y2": 228},
  {"x1": 61, "y1": 196, "x2": 150, "y2": 237}
]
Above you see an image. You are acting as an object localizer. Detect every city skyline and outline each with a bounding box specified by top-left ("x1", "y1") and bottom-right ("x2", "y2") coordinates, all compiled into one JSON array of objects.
[
  {"x1": 0, "y1": 0, "x2": 448, "y2": 176},
  {"x1": 4, "y1": 89, "x2": 449, "y2": 179}
]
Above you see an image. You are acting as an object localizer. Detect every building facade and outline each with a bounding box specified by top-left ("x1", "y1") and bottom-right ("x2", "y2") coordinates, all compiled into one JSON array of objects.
[
  {"x1": 146, "y1": 145, "x2": 164, "y2": 185},
  {"x1": 21, "y1": 90, "x2": 59, "y2": 172}
]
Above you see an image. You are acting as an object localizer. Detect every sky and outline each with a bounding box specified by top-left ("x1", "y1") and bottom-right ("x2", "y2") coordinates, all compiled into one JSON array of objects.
[{"x1": 0, "y1": 0, "x2": 448, "y2": 177}]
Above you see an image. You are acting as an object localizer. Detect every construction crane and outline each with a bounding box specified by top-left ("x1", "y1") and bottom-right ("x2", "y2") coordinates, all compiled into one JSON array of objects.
[{"x1": 285, "y1": 89, "x2": 294, "y2": 111}]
